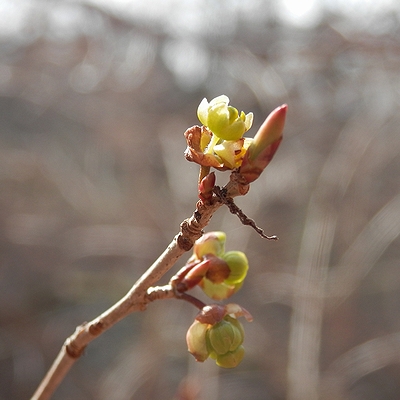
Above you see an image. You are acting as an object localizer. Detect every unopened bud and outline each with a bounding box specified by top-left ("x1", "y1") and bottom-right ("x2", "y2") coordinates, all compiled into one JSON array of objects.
[
  {"x1": 193, "y1": 231, "x2": 226, "y2": 259},
  {"x1": 206, "y1": 315, "x2": 245, "y2": 368},
  {"x1": 198, "y1": 172, "x2": 216, "y2": 203},
  {"x1": 239, "y1": 104, "x2": 287, "y2": 184},
  {"x1": 186, "y1": 306, "x2": 248, "y2": 368}
]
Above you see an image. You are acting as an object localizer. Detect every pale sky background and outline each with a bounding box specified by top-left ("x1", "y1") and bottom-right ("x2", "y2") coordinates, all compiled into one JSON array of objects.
[{"x1": 2, "y1": 0, "x2": 398, "y2": 36}]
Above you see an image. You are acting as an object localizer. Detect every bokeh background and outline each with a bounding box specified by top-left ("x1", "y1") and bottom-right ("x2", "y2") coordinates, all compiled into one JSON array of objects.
[{"x1": 1, "y1": 0, "x2": 400, "y2": 399}]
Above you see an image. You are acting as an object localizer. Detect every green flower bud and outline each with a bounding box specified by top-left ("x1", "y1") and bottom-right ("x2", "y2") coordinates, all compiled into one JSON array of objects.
[
  {"x1": 197, "y1": 96, "x2": 253, "y2": 141},
  {"x1": 194, "y1": 231, "x2": 226, "y2": 259},
  {"x1": 189, "y1": 232, "x2": 250, "y2": 300},
  {"x1": 186, "y1": 320, "x2": 210, "y2": 362},
  {"x1": 215, "y1": 345, "x2": 245, "y2": 368},
  {"x1": 207, "y1": 316, "x2": 244, "y2": 355},
  {"x1": 206, "y1": 315, "x2": 245, "y2": 368},
  {"x1": 222, "y1": 251, "x2": 249, "y2": 285},
  {"x1": 187, "y1": 305, "x2": 251, "y2": 367}
]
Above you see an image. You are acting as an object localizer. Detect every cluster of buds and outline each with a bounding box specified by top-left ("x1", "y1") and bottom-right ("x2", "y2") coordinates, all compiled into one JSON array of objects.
[
  {"x1": 184, "y1": 95, "x2": 287, "y2": 184},
  {"x1": 186, "y1": 303, "x2": 253, "y2": 368},
  {"x1": 172, "y1": 232, "x2": 249, "y2": 301},
  {"x1": 172, "y1": 232, "x2": 251, "y2": 367}
]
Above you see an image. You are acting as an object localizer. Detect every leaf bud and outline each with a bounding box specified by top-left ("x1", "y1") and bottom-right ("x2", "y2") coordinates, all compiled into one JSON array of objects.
[{"x1": 239, "y1": 104, "x2": 287, "y2": 184}]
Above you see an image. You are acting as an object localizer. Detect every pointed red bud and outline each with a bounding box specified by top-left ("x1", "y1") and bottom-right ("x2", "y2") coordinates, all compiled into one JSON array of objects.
[
  {"x1": 198, "y1": 172, "x2": 216, "y2": 203},
  {"x1": 239, "y1": 104, "x2": 287, "y2": 184}
]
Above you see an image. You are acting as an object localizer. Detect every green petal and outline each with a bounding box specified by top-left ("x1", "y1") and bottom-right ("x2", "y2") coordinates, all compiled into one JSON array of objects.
[
  {"x1": 244, "y1": 112, "x2": 254, "y2": 131},
  {"x1": 207, "y1": 103, "x2": 230, "y2": 134},
  {"x1": 215, "y1": 345, "x2": 245, "y2": 368},
  {"x1": 209, "y1": 95, "x2": 230, "y2": 106},
  {"x1": 186, "y1": 321, "x2": 210, "y2": 362},
  {"x1": 197, "y1": 98, "x2": 210, "y2": 126},
  {"x1": 217, "y1": 120, "x2": 246, "y2": 141},
  {"x1": 213, "y1": 141, "x2": 237, "y2": 169},
  {"x1": 223, "y1": 251, "x2": 249, "y2": 284},
  {"x1": 228, "y1": 106, "x2": 239, "y2": 124},
  {"x1": 200, "y1": 279, "x2": 236, "y2": 300}
]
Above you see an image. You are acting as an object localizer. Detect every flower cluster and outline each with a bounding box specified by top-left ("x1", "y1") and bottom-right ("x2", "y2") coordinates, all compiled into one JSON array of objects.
[
  {"x1": 184, "y1": 95, "x2": 287, "y2": 183},
  {"x1": 186, "y1": 304, "x2": 252, "y2": 368},
  {"x1": 184, "y1": 96, "x2": 253, "y2": 170},
  {"x1": 172, "y1": 232, "x2": 249, "y2": 301}
]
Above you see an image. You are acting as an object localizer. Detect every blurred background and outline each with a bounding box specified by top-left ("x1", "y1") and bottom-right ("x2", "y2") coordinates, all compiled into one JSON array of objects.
[{"x1": 1, "y1": 0, "x2": 400, "y2": 399}]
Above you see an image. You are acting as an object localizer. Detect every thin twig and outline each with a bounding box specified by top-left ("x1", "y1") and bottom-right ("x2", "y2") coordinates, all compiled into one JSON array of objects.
[
  {"x1": 145, "y1": 284, "x2": 206, "y2": 310},
  {"x1": 213, "y1": 185, "x2": 278, "y2": 240},
  {"x1": 177, "y1": 292, "x2": 207, "y2": 310}
]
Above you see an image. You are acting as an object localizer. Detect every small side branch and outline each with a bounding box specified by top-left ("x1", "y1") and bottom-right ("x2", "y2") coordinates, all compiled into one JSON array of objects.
[
  {"x1": 146, "y1": 285, "x2": 206, "y2": 310},
  {"x1": 213, "y1": 186, "x2": 278, "y2": 240}
]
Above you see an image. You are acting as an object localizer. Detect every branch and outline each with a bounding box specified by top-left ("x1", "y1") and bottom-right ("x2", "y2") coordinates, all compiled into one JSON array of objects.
[
  {"x1": 213, "y1": 184, "x2": 278, "y2": 240},
  {"x1": 31, "y1": 178, "x2": 245, "y2": 400}
]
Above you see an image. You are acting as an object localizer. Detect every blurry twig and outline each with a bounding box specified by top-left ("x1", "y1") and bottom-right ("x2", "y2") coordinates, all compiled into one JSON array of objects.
[
  {"x1": 327, "y1": 192, "x2": 400, "y2": 304},
  {"x1": 321, "y1": 332, "x2": 400, "y2": 400}
]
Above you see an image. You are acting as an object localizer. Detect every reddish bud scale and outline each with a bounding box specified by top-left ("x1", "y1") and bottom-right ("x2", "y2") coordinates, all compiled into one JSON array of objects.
[
  {"x1": 195, "y1": 304, "x2": 227, "y2": 325},
  {"x1": 239, "y1": 104, "x2": 287, "y2": 184},
  {"x1": 204, "y1": 255, "x2": 231, "y2": 284},
  {"x1": 171, "y1": 261, "x2": 203, "y2": 292},
  {"x1": 198, "y1": 172, "x2": 216, "y2": 203}
]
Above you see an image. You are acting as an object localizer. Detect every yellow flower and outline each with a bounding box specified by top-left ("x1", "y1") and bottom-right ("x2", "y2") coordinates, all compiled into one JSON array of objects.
[{"x1": 197, "y1": 95, "x2": 253, "y2": 141}]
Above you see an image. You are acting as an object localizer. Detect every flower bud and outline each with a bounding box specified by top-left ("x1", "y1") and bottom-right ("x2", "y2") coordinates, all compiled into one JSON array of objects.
[
  {"x1": 193, "y1": 231, "x2": 226, "y2": 259},
  {"x1": 198, "y1": 172, "x2": 216, "y2": 203},
  {"x1": 206, "y1": 315, "x2": 245, "y2": 368},
  {"x1": 188, "y1": 232, "x2": 250, "y2": 300},
  {"x1": 186, "y1": 306, "x2": 248, "y2": 368},
  {"x1": 207, "y1": 316, "x2": 244, "y2": 355},
  {"x1": 197, "y1": 251, "x2": 248, "y2": 300}
]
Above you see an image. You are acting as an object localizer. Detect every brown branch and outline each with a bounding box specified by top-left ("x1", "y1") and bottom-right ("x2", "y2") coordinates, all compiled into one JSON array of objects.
[
  {"x1": 213, "y1": 185, "x2": 278, "y2": 240},
  {"x1": 31, "y1": 177, "x2": 247, "y2": 400}
]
